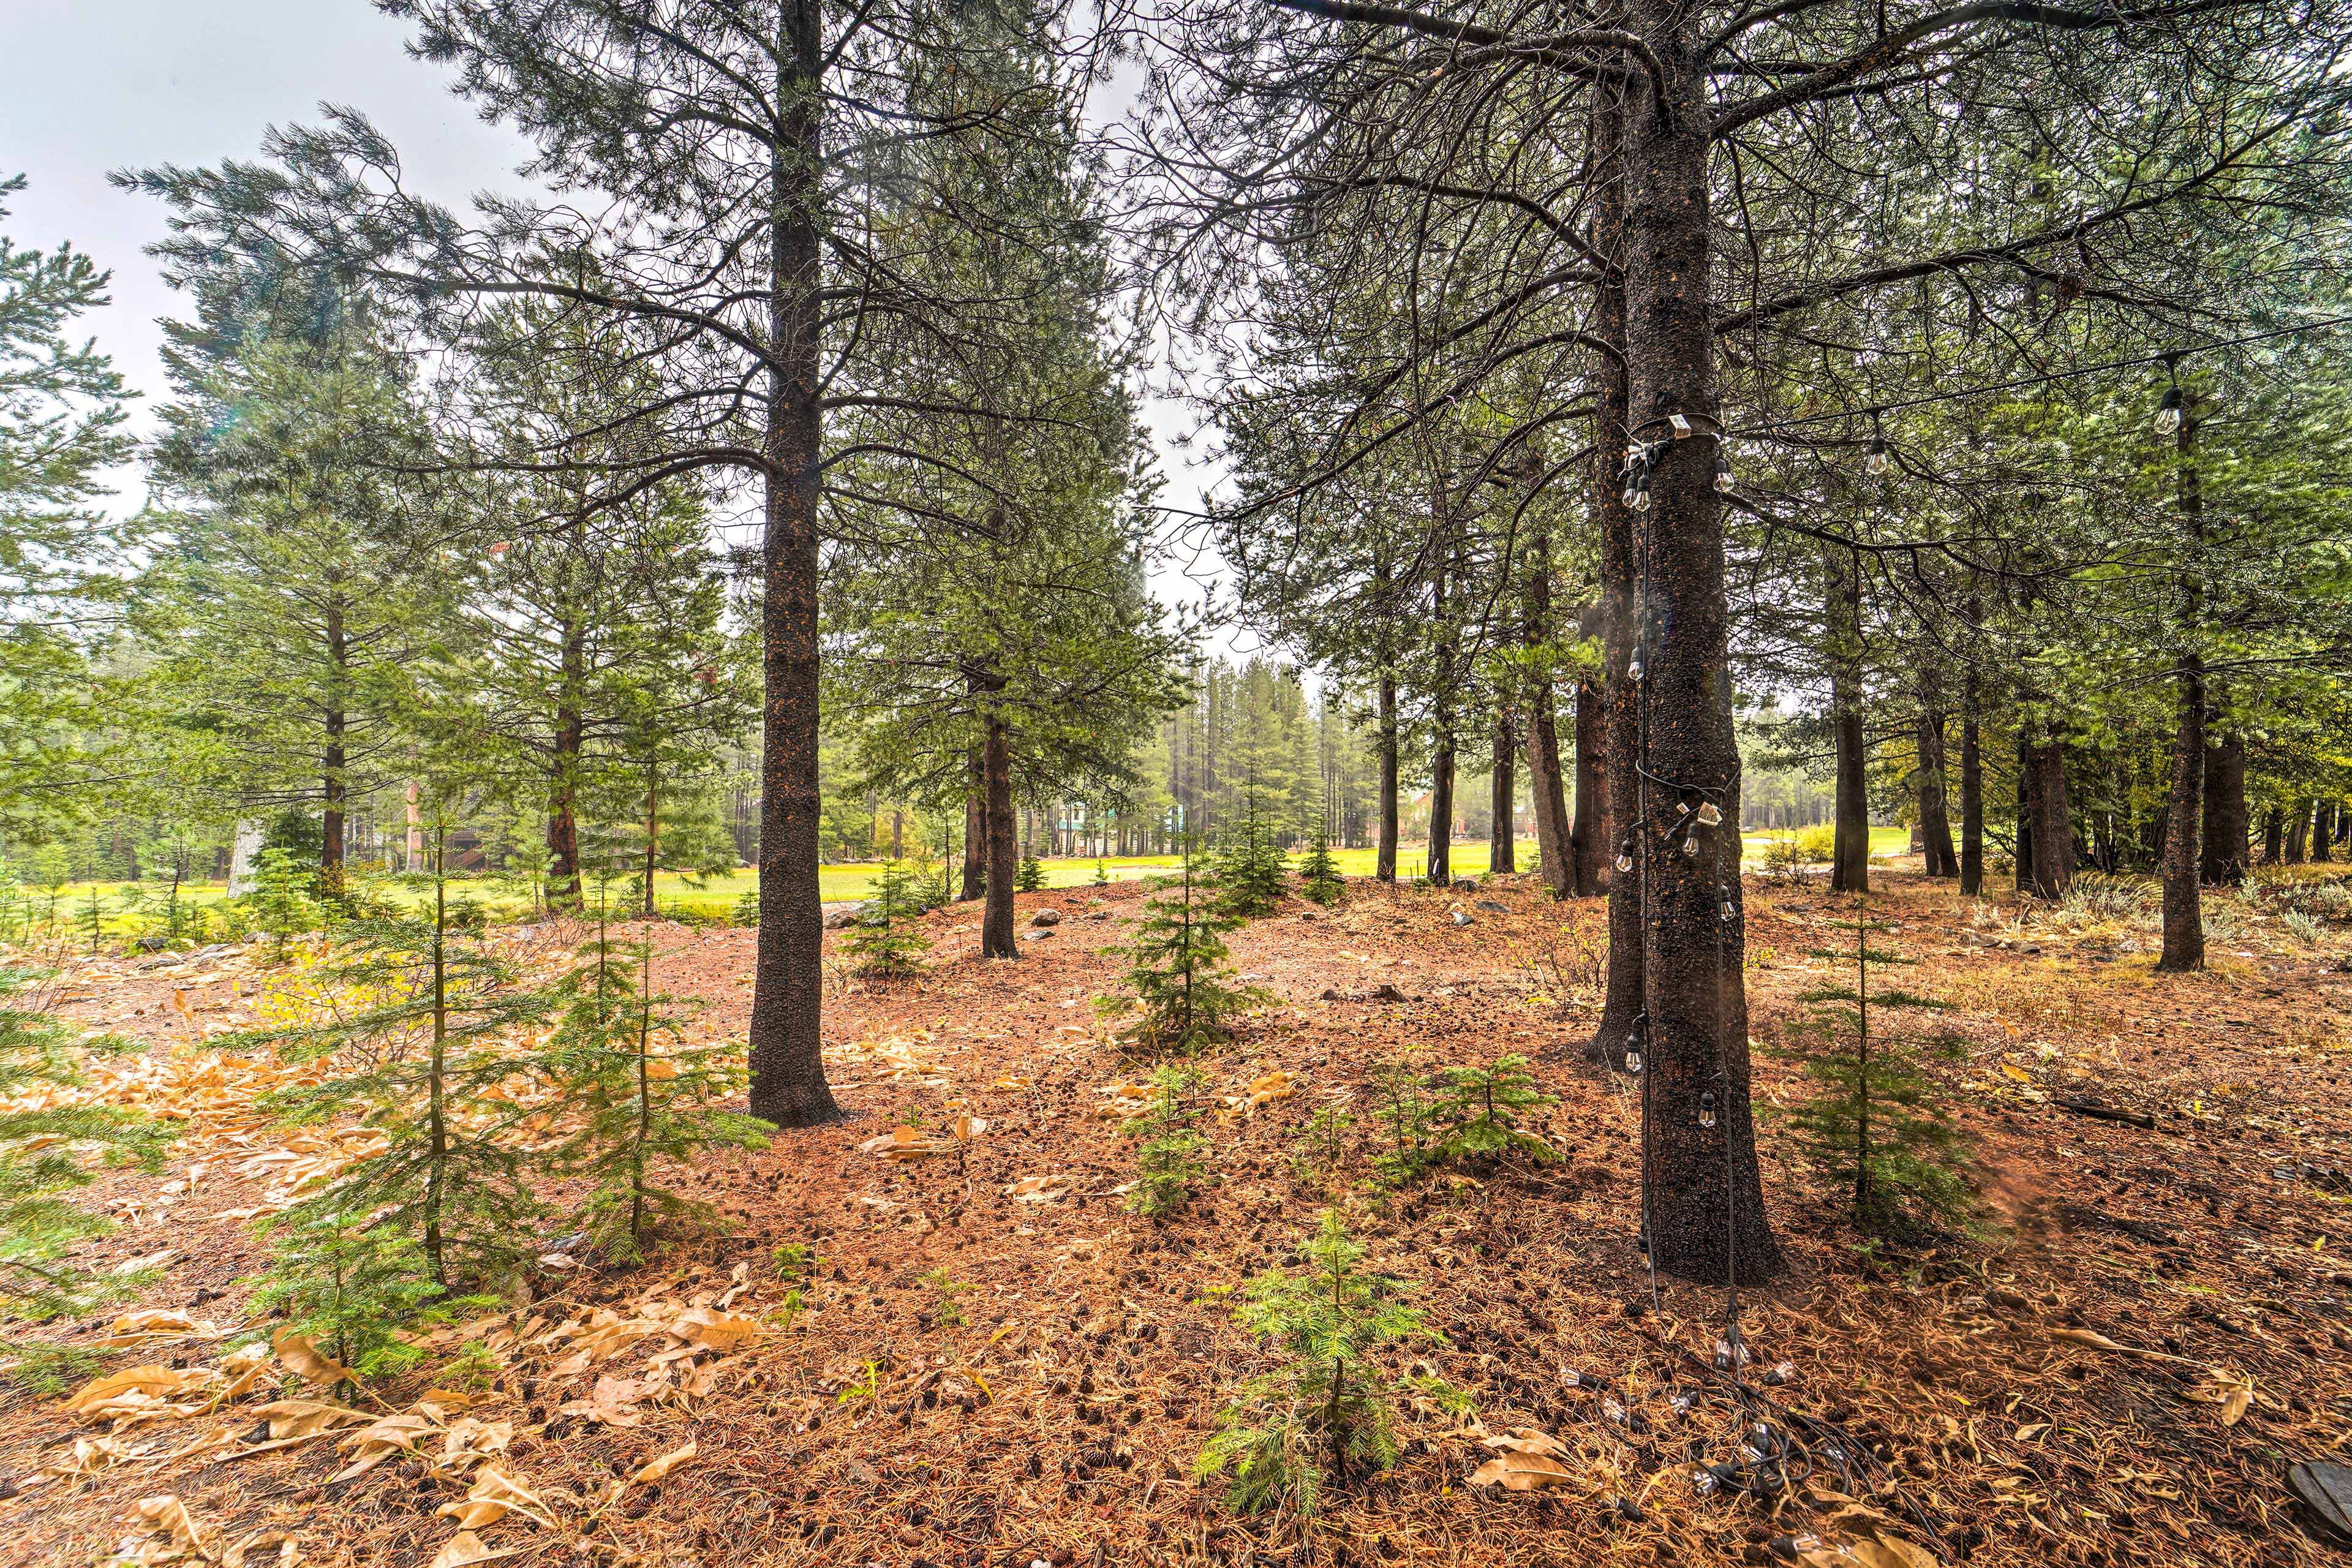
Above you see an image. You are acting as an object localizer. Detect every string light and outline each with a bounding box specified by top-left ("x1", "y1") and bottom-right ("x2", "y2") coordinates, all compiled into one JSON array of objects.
[
  {"x1": 1628, "y1": 653, "x2": 1645, "y2": 682},
  {"x1": 1615, "y1": 840, "x2": 1635, "y2": 875},
  {"x1": 1699, "y1": 1090, "x2": 1718, "y2": 1130},
  {"x1": 1863, "y1": 410, "x2": 1892, "y2": 475},
  {"x1": 1680, "y1": 834, "x2": 1700, "y2": 858},
  {"x1": 1714, "y1": 450, "x2": 1735, "y2": 492}
]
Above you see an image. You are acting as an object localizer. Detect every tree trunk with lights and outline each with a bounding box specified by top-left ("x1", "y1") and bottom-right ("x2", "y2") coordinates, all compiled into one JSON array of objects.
[{"x1": 1622, "y1": 23, "x2": 1779, "y2": 1283}]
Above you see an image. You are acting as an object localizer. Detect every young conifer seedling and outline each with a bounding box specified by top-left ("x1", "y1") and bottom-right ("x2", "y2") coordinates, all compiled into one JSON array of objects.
[
  {"x1": 1779, "y1": 898, "x2": 1973, "y2": 1238},
  {"x1": 1123, "y1": 1064, "x2": 1212, "y2": 1217},
  {"x1": 1297, "y1": 832, "x2": 1345, "y2": 906},
  {"x1": 1103, "y1": 838, "x2": 1267, "y2": 1055},
  {"x1": 1195, "y1": 1210, "x2": 1463, "y2": 1517}
]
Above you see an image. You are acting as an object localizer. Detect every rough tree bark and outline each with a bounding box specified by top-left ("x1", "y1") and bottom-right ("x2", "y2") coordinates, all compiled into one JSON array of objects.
[
  {"x1": 960, "y1": 745, "x2": 986, "y2": 902},
  {"x1": 1828, "y1": 555, "x2": 1869, "y2": 894},
  {"x1": 2026, "y1": 738, "x2": 2075, "y2": 899},
  {"x1": 1591, "y1": 80, "x2": 1646, "y2": 1061},
  {"x1": 746, "y1": 0, "x2": 840, "y2": 1128},
  {"x1": 1490, "y1": 704, "x2": 1517, "y2": 873},
  {"x1": 321, "y1": 598, "x2": 347, "y2": 899},
  {"x1": 1622, "y1": 24, "x2": 1779, "y2": 1282},
  {"x1": 1916, "y1": 698, "x2": 1957, "y2": 878},
  {"x1": 2196, "y1": 728, "x2": 2245, "y2": 886},
  {"x1": 1521, "y1": 536, "x2": 1574, "y2": 896},
  {"x1": 981, "y1": 710, "x2": 1019, "y2": 959},
  {"x1": 1570, "y1": 673, "x2": 1607, "y2": 895},
  {"x1": 2157, "y1": 407, "x2": 2205, "y2": 971},
  {"x1": 1959, "y1": 658, "x2": 1983, "y2": 895}
]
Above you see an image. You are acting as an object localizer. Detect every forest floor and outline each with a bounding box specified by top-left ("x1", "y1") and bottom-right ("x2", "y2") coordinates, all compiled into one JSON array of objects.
[{"x1": 4, "y1": 859, "x2": 2350, "y2": 1568}]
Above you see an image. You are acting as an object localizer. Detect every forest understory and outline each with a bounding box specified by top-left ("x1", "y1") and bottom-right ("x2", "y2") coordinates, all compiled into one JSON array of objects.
[{"x1": 5, "y1": 864, "x2": 2350, "y2": 1568}]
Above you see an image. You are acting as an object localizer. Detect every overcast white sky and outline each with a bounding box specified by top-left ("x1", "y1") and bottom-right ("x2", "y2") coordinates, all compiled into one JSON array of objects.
[{"x1": 1, "y1": 0, "x2": 1247, "y2": 647}]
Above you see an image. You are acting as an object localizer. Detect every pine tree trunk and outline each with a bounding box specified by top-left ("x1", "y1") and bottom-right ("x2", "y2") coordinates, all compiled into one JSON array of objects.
[
  {"x1": 1521, "y1": 537, "x2": 1574, "y2": 897},
  {"x1": 322, "y1": 599, "x2": 348, "y2": 898},
  {"x1": 1570, "y1": 675, "x2": 1606, "y2": 895},
  {"x1": 2314, "y1": 800, "x2": 2336, "y2": 864},
  {"x1": 1829, "y1": 558, "x2": 1869, "y2": 894},
  {"x1": 959, "y1": 748, "x2": 986, "y2": 900},
  {"x1": 547, "y1": 580, "x2": 586, "y2": 910},
  {"x1": 2016, "y1": 735, "x2": 2036, "y2": 892},
  {"x1": 1959, "y1": 665, "x2": 1983, "y2": 895},
  {"x1": 1621, "y1": 31, "x2": 1778, "y2": 1282},
  {"x1": 746, "y1": 0, "x2": 840, "y2": 1129},
  {"x1": 2263, "y1": 805, "x2": 2283, "y2": 864},
  {"x1": 2027, "y1": 739, "x2": 2075, "y2": 898},
  {"x1": 2158, "y1": 411, "x2": 2205, "y2": 970},
  {"x1": 1591, "y1": 78, "x2": 1645, "y2": 1060},
  {"x1": 981, "y1": 711, "x2": 1019, "y2": 959},
  {"x1": 1376, "y1": 669, "x2": 1399, "y2": 883},
  {"x1": 1427, "y1": 723, "x2": 1455, "y2": 886},
  {"x1": 2286, "y1": 802, "x2": 2310, "y2": 863},
  {"x1": 1490, "y1": 705, "x2": 1516, "y2": 873},
  {"x1": 1917, "y1": 701, "x2": 1957, "y2": 878}
]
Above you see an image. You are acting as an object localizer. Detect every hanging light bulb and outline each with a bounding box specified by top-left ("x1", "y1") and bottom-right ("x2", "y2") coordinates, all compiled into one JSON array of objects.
[
  {"x1": 1864, "y1": 435, "x2": 1891, "y2": 476},
  {"x1": 1698, "y1": 1090, "x2": 1718, "y2": 1130},
  {"x1": 1720, "y1": 897, "x2": 1736, "y2": 922},
  {"x1": 1713, "y1": 451, "x2": 1735, "y2": 492},
  {"x1": 1680, "y1": 833, "x2": 1700, "y2": 858},
  {"x1": 1627, "y1": 653, "x2": 1645, "y2": 682},
  {"x1": 2154, "y1": 385, "x2": 2185, "y2": 436},
  {"x1": 1615, "y1": 840, "x2": 1635, "y2": 875},
  {"x1": 1630, "y1": 477, "x2": 1652, "y2": 512}
]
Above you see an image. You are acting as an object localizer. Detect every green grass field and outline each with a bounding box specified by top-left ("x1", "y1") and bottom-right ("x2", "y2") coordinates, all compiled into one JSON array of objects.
[{"x1": 17, "y1": 826, "x2": 1918, "y2": 940}]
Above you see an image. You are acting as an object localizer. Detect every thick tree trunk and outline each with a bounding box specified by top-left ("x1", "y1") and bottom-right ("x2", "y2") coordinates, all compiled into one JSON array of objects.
[
  {"x1": 2157, "y1": 669, "x2": 2206, "y2": 969},
  {"x1": 2027, "y1": 739, "x2": 2074, "y2": 898},
  {"x1": 1592, "y1": 80, "x2": 1646, "y2": 1060},
  {"x1": 1828, "y1": 556, "x2": 1869, "y2": 894},
  {"x1": 1917, "y1": 703, "x2": 1958, "y2": 878},
  {"x1": 2158, "y1": 412, "x2": 2205, "y2": 970},
  {"x1": 1570, "y1": 676, "x2": 1607, "y2": 895},
  {"x1": 2197, "y1": 729, "x2": 2245, "y2": 885},
  {"x1": 747, "y1": 2, "x2": 840, "y2": 1129},
  {"x1": 321, "y1": 600, "x2": 347, "y2": 899},
  {"x1": 981, "y1": 711, "x2": 1019, "y2": 958},
  {"x1": 1376, "y1": 663, "x2": 1399, "y2": 882},
  {"x1": 1621, "y1": 33, "x2": 1778, "y2": 1282},
  {"x1": 2263, "y1": 805, "x2": 2283, "y2": 864},
  {"x1": 1959, "y1": 663, "x2": 1983, "y2": 895},
  {"x1": 2016, "y1": 736, "x2": 2036, "y2": 892},
  {"x1": 1521, "y1": 534, "x2": 1574, "y2": 897},
  {"x1": 1489, "y1": 707, "x2": 1516, "y2": 873},
  {"x1": 2286, "y1": 801, "x2": 2311, "y2": 863},
  {"x1": 960, "y1": 749, "x2": 986, "y2": 902},
  {"x1": 1427, "y1": 724, "x2": 1455, "y2": 886},
  {"x1": 2315, "y1": 800, "x2": 2336, "y2": 864}
]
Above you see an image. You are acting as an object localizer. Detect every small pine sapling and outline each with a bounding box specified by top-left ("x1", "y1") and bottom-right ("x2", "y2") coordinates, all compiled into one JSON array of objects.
[
  {"x1": 1366, "y1": 1061, "x2": 1441, "y2": 1184},
  {"x1": 1428, "y1": 1054, "x2": 1558, "y2": 1167},
  {"x1": 1778, "y1": 901, "x2": 1973, "y2": 1238},
  {"x1": 1103, "y1": 840, "x2": 1267, "y2": 1054},
  {"x1": 842, "y1": 863, "x2": 932, "y2": 978},
  {"x1": 919, "y1": 1267, "x2": 974, "y2": 1327},
  {"x1": 0, "y1": 965, "x2": 173, "y2": 1322},
  {"x1": 1297, "y1": 832, "x2": 1344, "y2": 906},
  {"x1": 244, "y1": 1206, "x2": 491, "y2": 1386},
  {"x1": 1213, "y1": 791, "x2": 1289, "y2": 919},
  {"x1": 1093, "y1": 858, "x2": 1110, "y2": 886},
  {"x1": 1291, "y1": 1105, "x2": 1354, "y2": 1190},
  {"x1": 241, "y1": 847, "x2": 318, "y2": 963},
  {"x1": 1194, "y1": 1210, "x2": 1462, "y2": 1517},
  {"x1": 546, "y1": 932, "x2": 772, "y2": 1262},
  {"x1": 731, "y1": 888, "x2": 760, "y2": 927},
  {"x1": 1016, "y1": 854, "x2": 1047, "y2": 893},
  {"x1": 1123, "y1": 1064, "x2": 1212, "y2": 1217},
  {"x1": 241, "y1": 834, "x2": 557, "y2": 1290}
]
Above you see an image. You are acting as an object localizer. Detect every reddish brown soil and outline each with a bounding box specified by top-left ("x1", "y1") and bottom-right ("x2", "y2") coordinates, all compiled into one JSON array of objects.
[{"x1": 6, "y1": 865, "x2": 2350, "y2": 1568}]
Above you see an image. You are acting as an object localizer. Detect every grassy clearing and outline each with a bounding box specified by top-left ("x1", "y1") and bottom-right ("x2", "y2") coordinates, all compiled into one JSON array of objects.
[{"x1": 24, "y1": 827, "x2": 1937, "y2": 941}]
